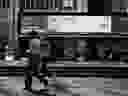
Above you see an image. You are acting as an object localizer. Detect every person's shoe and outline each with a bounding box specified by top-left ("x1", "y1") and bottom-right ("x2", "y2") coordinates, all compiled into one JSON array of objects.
[
  {"x1": 23, "y1": 88, "x2": 28, "y2": 90},
  {"x1": 40, "y1": 88, "x2": 48, "y2": 93},
  {"x1": 23, "y1": 88, "x2": 32, "y2": 92},
  {"x1": 40, "y1": 88, "x2": 48, "y2": 91}
]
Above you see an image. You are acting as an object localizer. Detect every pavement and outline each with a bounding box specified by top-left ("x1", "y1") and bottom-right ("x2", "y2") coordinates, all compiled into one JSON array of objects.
[
  {"x1": 0, "y1": 60, "x2": 128, "y2": 96},
  {"x1": 0, "y1": 76, "x2": 128, "y2": 96}
]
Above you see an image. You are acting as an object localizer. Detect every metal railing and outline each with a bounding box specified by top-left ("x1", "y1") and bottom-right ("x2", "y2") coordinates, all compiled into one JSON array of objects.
[{"x1": 0, "y1": 0, "x2": 10, "y2": 8}]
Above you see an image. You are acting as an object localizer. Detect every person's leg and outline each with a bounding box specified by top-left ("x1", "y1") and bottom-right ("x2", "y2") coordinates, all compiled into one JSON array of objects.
[
  {"x1": 40, "y1": 75, "x2": 48, "y2": 88},
  {"x1": 24, "y1": 53, "x2": 39, "y2": 91},
  {"x1": 24, "y1": 69, "x2": 32, "y2": 91},
  {"x1": 39, "y1": 57, "x2": 48, "y2": 88}
]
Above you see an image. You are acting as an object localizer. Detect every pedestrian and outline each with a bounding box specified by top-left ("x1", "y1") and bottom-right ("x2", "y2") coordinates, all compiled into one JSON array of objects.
[
  {"x1": 38, "y1": 56, "x2": 49, "y2": 91},
  {"x1": 75, "y1": 39, "x2": 89, "y2": 62},
  {"x1": 24, "y1": 54, "x2": 33, "y2": 92}
]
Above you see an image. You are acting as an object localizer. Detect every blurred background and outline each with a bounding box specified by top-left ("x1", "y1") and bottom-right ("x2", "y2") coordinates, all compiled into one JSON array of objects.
[{"x1": 0, "y1": 0, "x2": 128, "y2": 96}]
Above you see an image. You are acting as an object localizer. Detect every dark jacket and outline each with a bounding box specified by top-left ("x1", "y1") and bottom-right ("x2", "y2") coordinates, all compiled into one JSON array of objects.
[
  {"x1": 25, "y1": 53, "x2": 40, "y2": 73},
  {"x1": 40, "y1": 57, "x2": 48, "y2": 74}
]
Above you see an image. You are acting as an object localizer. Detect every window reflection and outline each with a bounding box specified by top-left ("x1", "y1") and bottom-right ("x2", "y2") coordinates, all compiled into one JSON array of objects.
[
  {"x1": 76, "y1": 39, "x2": 88, "y2": 61},
  {"x1": 42, "y1": 37, "x2": 123, "y2": 63}
]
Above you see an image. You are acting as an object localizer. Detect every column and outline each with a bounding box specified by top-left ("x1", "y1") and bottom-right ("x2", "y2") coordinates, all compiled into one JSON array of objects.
[
  {"x1": 77, "y1": 0, "x2": 81, "y2": 12},
  {"x1": 77, "y1": 0, "x2": 88, "y2": 12},
  {"x1": 121, "y1": 0, "x2": 128, "y2": 8},
  {"x1": 58, "y1": 0, "x2": 63, "y2": 11},
  {"x1": 8, "y1": 0, "x2": 19, "y2": 49},
  {"x1": 73, "y1": 0, "x2": 77, "y2": 11}
]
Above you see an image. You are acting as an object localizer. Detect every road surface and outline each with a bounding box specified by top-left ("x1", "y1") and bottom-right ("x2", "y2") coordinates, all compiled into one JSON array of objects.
[{"x1": 0, "y1": 76, "x2": 128, "y2": 96}]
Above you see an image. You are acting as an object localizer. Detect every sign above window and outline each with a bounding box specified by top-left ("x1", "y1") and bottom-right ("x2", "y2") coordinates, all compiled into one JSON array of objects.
[{"x1": 48, "y1": 16, "x2": 112, "y2": 33}]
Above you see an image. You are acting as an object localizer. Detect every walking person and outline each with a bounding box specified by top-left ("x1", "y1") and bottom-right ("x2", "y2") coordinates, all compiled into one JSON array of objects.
[
  {"x1": 75, "y1": 39, "x2": 89, "y2": 62},
  {"x1": 24, "y1": 53, "x2": 41, "y2": 91},
  {"x1": 24, "y1": 38, "x2": 40, "y2": 92},
  {"x1": 24, "y1": 56, "x2": 33, "y2": 91},
  {"x1": 38, "y1": 57, "x2": 49, "y2": 91}
]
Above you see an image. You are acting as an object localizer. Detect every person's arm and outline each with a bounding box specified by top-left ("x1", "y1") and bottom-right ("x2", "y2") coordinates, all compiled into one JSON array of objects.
[
  {"x1": 108, "y1": 52, "x2": 112, "y2": 59},
  {"x1": 104, "y1": 48, "x2": 112, "y2": 60}
]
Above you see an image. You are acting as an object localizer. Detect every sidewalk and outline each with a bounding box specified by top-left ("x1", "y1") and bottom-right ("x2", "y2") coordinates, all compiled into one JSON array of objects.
[{"x1": 0, "y1": 76, "x2": 127, "y2": 96}]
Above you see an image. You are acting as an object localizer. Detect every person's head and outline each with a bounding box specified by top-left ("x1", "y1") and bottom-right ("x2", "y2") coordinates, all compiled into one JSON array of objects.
[
  {"x1": 76, "y1": 40, "x2": 88, "y2": 55},
  {"x1": 77, "y1": 40, "x2": 87, "y2": 47}
]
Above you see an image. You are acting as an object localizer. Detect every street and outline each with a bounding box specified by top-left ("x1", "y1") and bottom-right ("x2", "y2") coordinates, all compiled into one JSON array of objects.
[{"x1": 0, "y1": 76, "x2": 128, "y2": 96}]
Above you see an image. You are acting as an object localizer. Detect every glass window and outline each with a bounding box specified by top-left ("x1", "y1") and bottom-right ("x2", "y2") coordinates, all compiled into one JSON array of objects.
[{"x1": 63, "y1": 0, "x2": 73, "y2": 7}]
